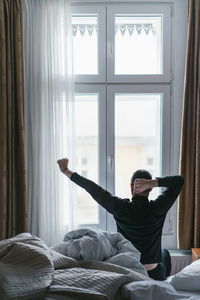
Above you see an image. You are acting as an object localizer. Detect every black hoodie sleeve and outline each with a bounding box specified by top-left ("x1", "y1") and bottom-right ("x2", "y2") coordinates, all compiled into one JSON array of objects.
[
  {"x1": 153, "y1": 175, "x2": 184, "y2": 214},
  {"x1": 70, "y1": 172, "x2": 126, "y2": 214}
]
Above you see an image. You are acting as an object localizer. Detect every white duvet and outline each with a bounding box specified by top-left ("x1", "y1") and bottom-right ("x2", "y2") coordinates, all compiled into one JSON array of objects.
[
  {"x1": 0, "y1": 230, "x2": 199, "y2": 300},
  {"x1": 0, "y1": 232, "x2": 147, "y2": 300},
  {"x1": 51, "y1": 228, "x2": 147, "y2": 276}
]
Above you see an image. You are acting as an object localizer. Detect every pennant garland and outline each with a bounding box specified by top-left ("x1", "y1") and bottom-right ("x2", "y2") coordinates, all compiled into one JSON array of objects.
[{"x1": 72, "y1": 23, "x2": 156, "y2": 37}]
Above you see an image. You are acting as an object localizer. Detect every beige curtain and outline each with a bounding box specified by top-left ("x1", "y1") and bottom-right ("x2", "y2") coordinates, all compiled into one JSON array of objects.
[
  {"x1": 178, "y1": 0, "x2": 200, "y2": 249},
  {"x1": 0, "y1": 0, "x2": 28, "y2": 239}
]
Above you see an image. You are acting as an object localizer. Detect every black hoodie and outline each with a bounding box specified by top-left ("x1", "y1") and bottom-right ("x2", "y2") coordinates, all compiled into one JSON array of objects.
[{"x1": 70, "y1": 173, "x2": 184, "y2": 264}]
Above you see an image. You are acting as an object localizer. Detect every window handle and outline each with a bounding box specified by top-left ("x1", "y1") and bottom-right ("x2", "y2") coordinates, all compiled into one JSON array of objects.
[{"x1": 108, "y1": 155, "x2": 114, "y2": 171}]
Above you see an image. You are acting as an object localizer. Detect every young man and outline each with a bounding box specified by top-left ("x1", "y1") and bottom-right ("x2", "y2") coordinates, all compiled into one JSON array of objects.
[{"x1": 57, "y1": 158, "x2": 184, "y2": 280}]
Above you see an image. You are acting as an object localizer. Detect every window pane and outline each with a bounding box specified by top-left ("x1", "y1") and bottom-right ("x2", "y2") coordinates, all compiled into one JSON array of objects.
[
  {"x1": 115, "y1": 15, "x2": 162, "y2": 74},
  {"x1": 115, "y1": 94, "x2": 161, "y2": 199},
  {"x1": 74, "y1": 94, "x2": 99, "y2": 224},
  {"x1": 72, "y1": 16, "x2": 98, "y2": 75}
]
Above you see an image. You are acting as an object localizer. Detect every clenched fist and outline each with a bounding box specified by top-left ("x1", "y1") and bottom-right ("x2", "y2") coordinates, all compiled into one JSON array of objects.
[{"x1": 57, "y1": 158, "x2": 73, "y2": 178}]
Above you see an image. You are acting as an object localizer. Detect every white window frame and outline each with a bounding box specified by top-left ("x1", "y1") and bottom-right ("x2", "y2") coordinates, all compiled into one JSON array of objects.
[{"x1": 107, "y1": 4, "x2": 171, "y2": 83}]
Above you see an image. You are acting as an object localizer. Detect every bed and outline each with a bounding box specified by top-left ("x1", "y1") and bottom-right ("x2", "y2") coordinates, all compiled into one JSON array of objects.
[{"x1": 0, "y1": 229, "x2": 199, "y2": 300}]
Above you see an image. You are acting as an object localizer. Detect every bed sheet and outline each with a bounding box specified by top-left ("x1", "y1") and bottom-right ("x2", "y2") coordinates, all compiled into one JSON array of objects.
[
  {"x1": 119, "y1": 280, "x2": 199, "y2": 300},
  {"x1": 177, "y1": 290, "x2": 200, "y2": 298}
]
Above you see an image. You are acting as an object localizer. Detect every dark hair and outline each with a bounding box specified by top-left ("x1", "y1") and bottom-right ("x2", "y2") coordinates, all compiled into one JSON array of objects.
[{"x1": 130, "y1": 169, "x2": 152, "y2": 184}]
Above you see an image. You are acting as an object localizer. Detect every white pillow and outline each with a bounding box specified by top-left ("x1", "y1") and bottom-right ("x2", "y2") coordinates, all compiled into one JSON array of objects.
[{"x1": 168, "y1": 259, "x2": 200, "y2": 291}]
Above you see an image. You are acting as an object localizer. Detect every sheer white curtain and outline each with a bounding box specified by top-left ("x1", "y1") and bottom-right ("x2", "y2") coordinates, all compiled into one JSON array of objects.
[{"x1": 22, "y1": 0, "x2": 76, "y2": 246}]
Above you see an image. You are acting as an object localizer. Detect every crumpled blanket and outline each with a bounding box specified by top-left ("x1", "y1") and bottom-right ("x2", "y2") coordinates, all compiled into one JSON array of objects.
[
  {"x1": 0, "y1": 233, "x2": 53, "y2": 299},
  {"x1": 0, "y1": 233, "x2": 148, "y2": 300},
  {"x1": 0, "y1": 232, "x2": 193, "y2": 300},
  {"x1": 64, "y1": 228, "x2": 140, "y2": 261},
  {"x1": 51, "y1": 228, "x2": 147, "y2": 276}
]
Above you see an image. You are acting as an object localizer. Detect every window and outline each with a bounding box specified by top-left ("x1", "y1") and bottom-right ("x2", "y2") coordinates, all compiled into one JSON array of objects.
[
  {"x1": 147, "y1": 157, "x2": 154, "y2": 166},
  {"x1": 107, "y1": 4, "x2": 171, "y2": 82},
  {"x1": 73, "y1": 85, "x2": 107, "y2": 228},
  {"x1": 72, "y1": 6, "x2": 106, "y2": 82},
  {"x1": 106, "y1": 85, "x2": 170, "y2": 203},
  {"x1": 114, "y1": 92, "x2": 161, "y2": 198},
  {"x1": 82, "y1": 157, "x2": 88, "y2": 165},
  {"x1": 74, "y1": 93, "x2": 99, "y2": 225},
  {"x1": 71, "y1": 1, "x2": 187, "y2": 247},
  {"x1": 114, "y1": 15, "x2": 162, "y2": 75},
  {"x1": 72, "y1": 15, "x2": 98, "y2": 74}
]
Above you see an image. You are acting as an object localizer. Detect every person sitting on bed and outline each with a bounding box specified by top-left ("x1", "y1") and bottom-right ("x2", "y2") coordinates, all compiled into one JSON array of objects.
[{"x1": 57, "y1": 157, "x2": 184, "y2": 281}]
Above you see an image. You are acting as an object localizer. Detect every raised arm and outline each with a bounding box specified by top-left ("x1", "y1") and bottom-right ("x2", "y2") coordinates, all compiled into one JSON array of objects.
[
  {"x1": 57, "y1": 158, "x2": 125, "y2": 214},
  {"x1": 153, "y1": 175, "x2": 184, "y2": 214},
  {"x1": 57, "y1": 158, "x2": 74, "y2": 178}
]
